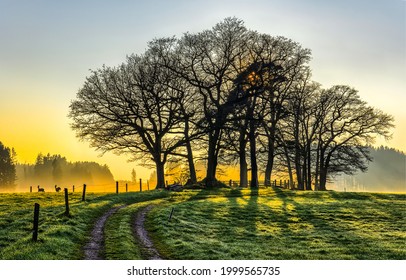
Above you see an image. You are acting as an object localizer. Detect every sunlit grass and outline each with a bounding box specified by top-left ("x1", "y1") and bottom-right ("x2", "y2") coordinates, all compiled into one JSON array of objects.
[
  {"x1": 1, "y1": 188, "x2": 404, "y2": 260},
  {"x1": 147, "y1": 188, "x2": 406, "y2": 259}
]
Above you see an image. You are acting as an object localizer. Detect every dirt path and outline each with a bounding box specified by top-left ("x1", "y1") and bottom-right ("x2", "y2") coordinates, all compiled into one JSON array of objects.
[
  {"x1": 83, "y1": 206, "x2": 125, "y2": 260},
  {"x1": 133, "y1": 205, "x2": 163, "y2": 260}
]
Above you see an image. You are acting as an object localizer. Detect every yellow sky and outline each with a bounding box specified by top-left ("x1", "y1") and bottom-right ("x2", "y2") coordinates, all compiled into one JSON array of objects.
[{"x1": 0, "y1": 89, "x2": 150, "y2": 181}]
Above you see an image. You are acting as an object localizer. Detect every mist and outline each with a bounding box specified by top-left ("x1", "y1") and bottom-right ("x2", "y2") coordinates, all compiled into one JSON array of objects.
[
  {"x1": 1, "y1": 153, "x2": 116, "y2": 193},
  {"x1": 329, "y1": 146, "x2": 405, "y2": 193}
]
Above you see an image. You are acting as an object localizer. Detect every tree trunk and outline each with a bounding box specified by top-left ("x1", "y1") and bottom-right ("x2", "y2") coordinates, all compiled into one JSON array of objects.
[
  {"x1": 186, "y1": 141, "x2": 197, "y2": 184},
  {"x1": 155, "y1": 161, "x2": 166, "y2": 189},
  {"x1": 249, "y1": 123, "x2": 259, "y2": 189},
  {"x1": 264, "y1": 137, "x2": 275, "y2": 186},
  {"x1": 314, "y1": 142, "x2": 320, "y2": 191},
  {"x1": 283, "y1": 144, "x2": 294, "y2": 189},
  {"x1": 318, "y1": 150, "x2": 329, "y2": 191},
  {"x1": 294, "y1": 109, "x2": 304, "y2": 190},
  {"x1": 239, "y1": 131, "x2": 248, "y2": 188},
  {"x1": 302, "y1": 157, "x2": 307, "y2": 190},
  {"x1": 184, "y1": 119, "x2": 197, "y2": 184},
  {"x1": 205, "y1": 131, "x2": 219, "y2": 188},
  {"x1": 240, "y1": 156, "x2": 248, "y2": 188},
  {"x1": 319, "y1": 166, "x2": 327, "y2": 191},
  {"x1": 295, "y1": 147, "x2": 304, "y2": 190},
  {"x1": 305, "y1": 145, "x2": 312, "y2": 190}
]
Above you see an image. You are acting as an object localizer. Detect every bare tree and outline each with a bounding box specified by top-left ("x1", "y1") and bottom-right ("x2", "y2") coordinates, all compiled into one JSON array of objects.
[
  {"x1": 282, "y1": 77, "x2": 322, "y2": 190},
  {"x1": 313, "y1": 86, "x2": 394, "y2": 190},
  {"x1": 252, "y1": 35, "x2": 311, "y2": 187},
  {"x1": 172, "y1": 18, "x2": 251, "y2": 187},
  {"x1": 69, "y1": 50, "x2": 188, "y2": 188},
  {"x1": 147, "y1": 37, "x2": 205, "y2": 184}
]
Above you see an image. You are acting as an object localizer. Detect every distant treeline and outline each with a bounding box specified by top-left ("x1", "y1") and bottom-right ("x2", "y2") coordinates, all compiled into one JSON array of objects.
[
  {"x1": 333, "y1": 146, "x2": 406, "y2": 192},
  {"x1": 15, "y1": 153, "x2": 115, "y2": 191}
]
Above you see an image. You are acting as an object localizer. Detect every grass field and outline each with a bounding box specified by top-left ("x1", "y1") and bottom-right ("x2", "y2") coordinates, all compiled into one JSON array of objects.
[
  {"x1": 0, "y1": 188, "x2": 405, "y2": 259},
  {"x1": 148, "y1": 189, "x2": 406, "y2": 259},
  {"x1": 0, "y1": 191, "x2": 169, "y2": 259}
]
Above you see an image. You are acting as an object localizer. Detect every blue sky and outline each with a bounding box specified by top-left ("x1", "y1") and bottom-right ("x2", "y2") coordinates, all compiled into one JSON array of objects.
[{"x1": 0, "y1": 0, "x2": 405, "y2": 180}]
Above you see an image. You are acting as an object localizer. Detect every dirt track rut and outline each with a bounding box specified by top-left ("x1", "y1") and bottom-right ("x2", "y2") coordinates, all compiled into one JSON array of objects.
[
  {"x1": 83, "y1": 206, "x2": 125, "y2": 260},
  {"x1": 133, "y1": 205, "x2": 163, "y2": 260},
  {"x1": 83, "y1": 204, "x2": 162, "y2": 260}
]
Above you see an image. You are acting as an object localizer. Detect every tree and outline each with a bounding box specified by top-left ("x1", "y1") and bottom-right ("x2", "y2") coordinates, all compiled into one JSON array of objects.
[
  {"x1": 17, "y1": 153, "x2": 114, "y2": 188},
  {"x1": 0, "y1": 142, "x2": 16, "y2": 188},
  {"x1": 147, "y1": 37, "x2": 206, "y2": 185},
  {"x1": 281, "y1": 76, "x2": 321, "y2": 190},
  {"x1": 69, "y1": 18, "x2": 395, "y2": 191},
  {"x1": 254, "y1": 35, "x2": 311, "y2": 187},
  {"x1": 131, "y1": 168, "x2": 137, "y2": 183},
  {"x1": 70, "y1": 45, "x2": 190, "y2": 188},
  {"x1": 172, "y1": 17, "x2": 251, "y2": 187},
  {"x1": 230, "y1": 61, "x2": 286, "y2": 188}
]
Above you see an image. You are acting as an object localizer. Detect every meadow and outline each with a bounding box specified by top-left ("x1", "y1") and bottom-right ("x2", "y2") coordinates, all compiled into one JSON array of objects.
[{"x1": 0, "y1": 188, "x2": 405, "y2": 260}]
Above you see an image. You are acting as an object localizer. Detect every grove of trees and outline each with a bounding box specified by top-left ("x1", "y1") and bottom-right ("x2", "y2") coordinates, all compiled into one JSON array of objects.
[
  {"x1": 0, "y1": 141, "x2": 17, "y2": 188},
  {"x1": 69, "y1": 18, "x2": 394, "y2": 190},
  {"x1": 16, "y1": 153, "x2": 115, "y2": 189}
]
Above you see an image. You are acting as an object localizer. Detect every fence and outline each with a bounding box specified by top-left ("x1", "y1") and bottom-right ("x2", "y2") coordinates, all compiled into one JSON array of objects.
[
  {"x1": 28, "y1": 178, "x2": 298, "y2": 195},
  {"x1": 28, "y1": 180, "x2": 153, "y2": 194},
  {"x1": 219, "y1": 179, "x2": 295, "y2": 189}
]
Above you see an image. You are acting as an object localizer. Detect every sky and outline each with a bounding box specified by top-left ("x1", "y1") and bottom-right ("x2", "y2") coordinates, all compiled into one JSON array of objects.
[{"x1": 0, "y1": 0, "x2": 405, "y2": 181}]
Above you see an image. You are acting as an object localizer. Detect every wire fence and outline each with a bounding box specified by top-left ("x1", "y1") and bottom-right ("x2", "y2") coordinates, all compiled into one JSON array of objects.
[
  {"x1": 27, "y1": 180, "x2": 152, "y2": 194},
  {"x1": 24, "y1": 178, "x2": 296, "y2": 194},
  {"x1": 219, "y1": 179, "x2": 294, "y2": 189}
]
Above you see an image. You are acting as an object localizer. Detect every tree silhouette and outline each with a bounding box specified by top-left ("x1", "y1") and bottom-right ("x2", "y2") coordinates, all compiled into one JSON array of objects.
[
  {"x1": 0, "y1": 141, "x2": 16, "y2": 188},
  {"x1": 70, "y1": 46, "x2": 191, "y2": 188},
  {"x1": 69, "y1": 18, "x2": 395, "y2": 190}
]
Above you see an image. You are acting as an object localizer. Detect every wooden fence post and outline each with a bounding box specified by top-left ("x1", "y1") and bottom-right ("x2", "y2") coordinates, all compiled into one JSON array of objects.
[
  {"x1": 169, "y1": 207, "x2": 175, "y2": 221},
  {"x1": 64, "y1": 188, "x2": 70, "y2": 216},
  {"x1": 32, "y1": 203, "x2": 40, "y2": 242},
  {"x1": 30, "y1": 186, "x2": 32, "y2": 193},
  {"x1": 139, "y1": 179, "x2": 142, "y2": 192},
  {"x1": 82, "y1": 184, "x2": 87, "y2": 201},
  {"x1": 116, "y1": 181, "x2": 119, "y2": 194},
  {"x1": 147, "y1": 180, "x2": 149, "y2": 190},
  {"x1": 73, "y1": 185, "x2": 75, "y2": 193},
  {"x1": 126, "y1": 183, "x2": 128, "y2": 192},
  {"x1": 229, "y1": 179, "x2": 232, "y2": 187}
]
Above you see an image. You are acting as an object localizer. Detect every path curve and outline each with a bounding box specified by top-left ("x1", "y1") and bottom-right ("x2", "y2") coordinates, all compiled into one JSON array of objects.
[
  {"x1": 133, "y1": 205, "x2": 163, "y2": 260},
  {"x1": 83, "y1": 205, "x2": 125, "y2": 260}
]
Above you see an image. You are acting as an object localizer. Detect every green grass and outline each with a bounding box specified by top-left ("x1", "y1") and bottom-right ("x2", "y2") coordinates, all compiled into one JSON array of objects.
[
  {"x1": 0, "y1": 190, "x2": 169, "y2": 259},
  {"x1": 147, "y1": 188, "x2": 406, "y2": 259},
  {"x1": 103, "y1": 199, "x2": 167, "y2": 260},
  {"x1": 0, "y1": 188, "x2": 405, "y2": 260}
]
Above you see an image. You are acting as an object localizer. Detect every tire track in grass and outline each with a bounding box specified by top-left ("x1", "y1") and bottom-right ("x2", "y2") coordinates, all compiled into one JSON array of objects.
[
  {"x1": 133, "y1": 205, "x2": 163, "y2": 260},
  {"x1": 83, "y1": 205, "x2": 126, "y2": 260}
]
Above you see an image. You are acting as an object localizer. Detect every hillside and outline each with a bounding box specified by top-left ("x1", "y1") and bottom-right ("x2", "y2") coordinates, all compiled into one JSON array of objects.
[{"x1": 331, "y1": 146, "x2": 406, "y2": 192}]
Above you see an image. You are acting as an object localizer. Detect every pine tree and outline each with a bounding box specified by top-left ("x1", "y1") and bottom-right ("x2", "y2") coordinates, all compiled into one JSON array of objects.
[
  {"x1": 131, "y1": 168, "x2": 137, "y2": 183},
  {"x1": 0, "y1": 141, "x2": 17, "y2": 188}
]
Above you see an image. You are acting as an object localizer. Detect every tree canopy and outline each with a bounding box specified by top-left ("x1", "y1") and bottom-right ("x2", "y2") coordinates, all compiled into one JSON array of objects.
[{"x1": 69, "y1": 17, "x2": 394, "y2": 190}]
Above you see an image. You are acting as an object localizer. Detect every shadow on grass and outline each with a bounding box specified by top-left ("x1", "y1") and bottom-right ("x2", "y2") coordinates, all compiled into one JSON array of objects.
[{"x1": 273, "y1": 189, "x2": 406, "y2": 259}]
